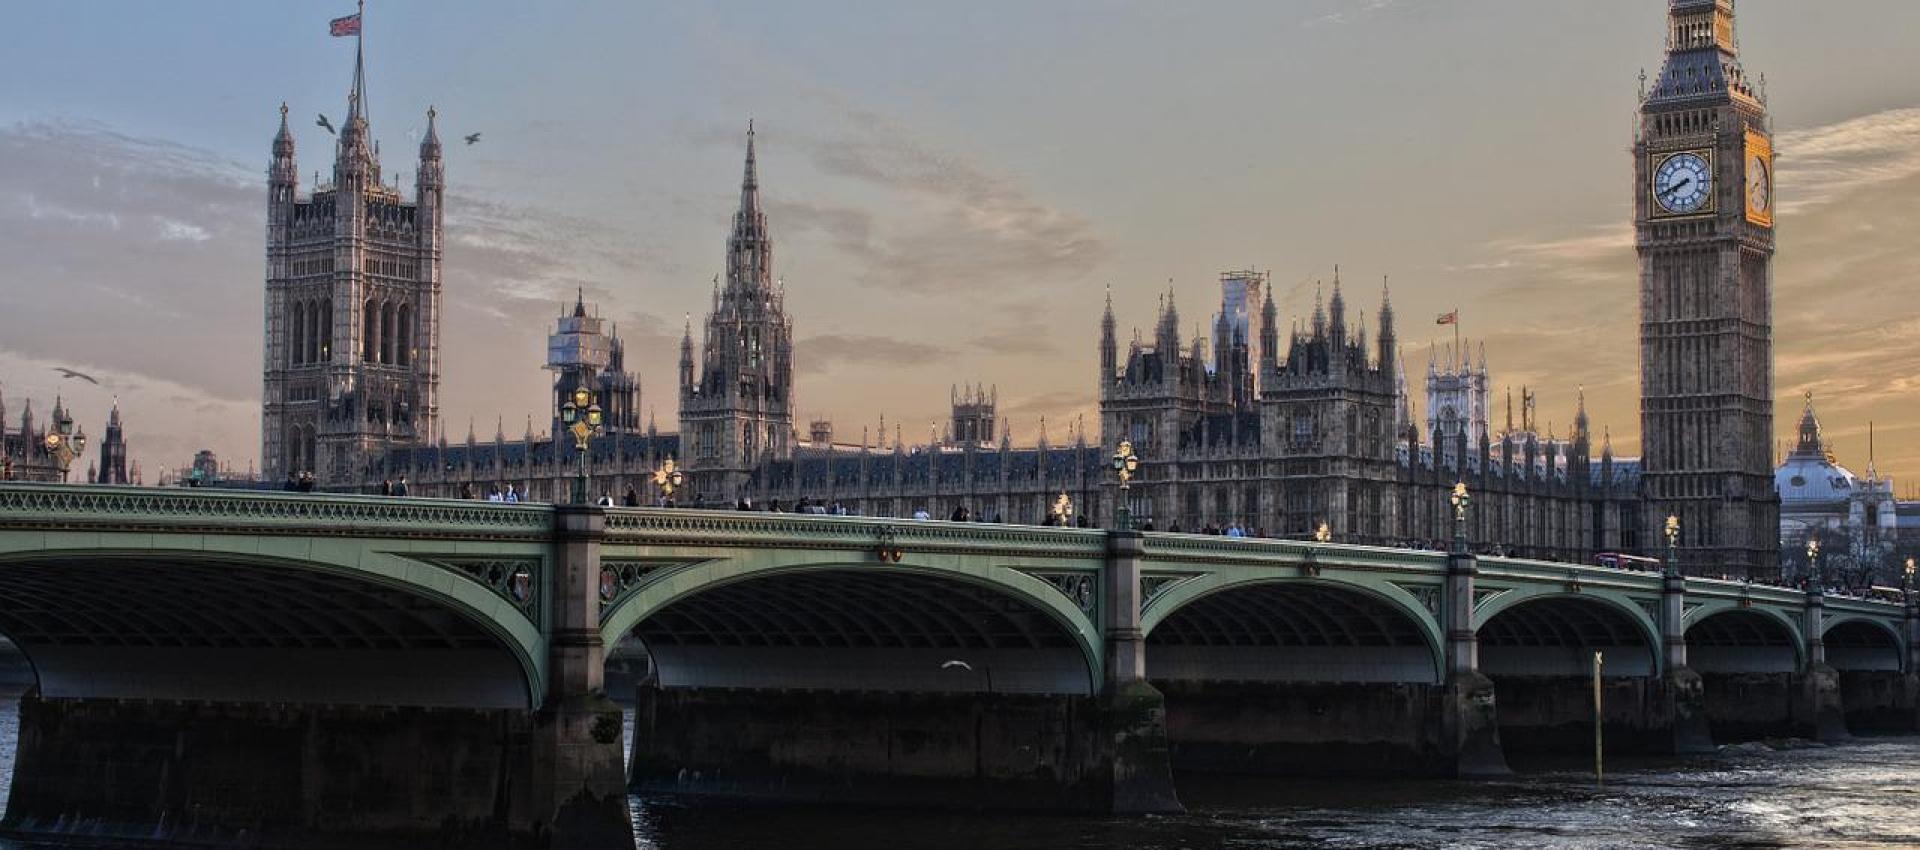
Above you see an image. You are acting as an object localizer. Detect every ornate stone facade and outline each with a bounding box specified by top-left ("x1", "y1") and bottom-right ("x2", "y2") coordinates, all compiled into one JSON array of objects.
[
  {"x1": 1635, "y1": 0, "x2": 1780, "y2": 578},
  {"x1": 261, "y1": 40, "x2": 442, "y2": 487}
]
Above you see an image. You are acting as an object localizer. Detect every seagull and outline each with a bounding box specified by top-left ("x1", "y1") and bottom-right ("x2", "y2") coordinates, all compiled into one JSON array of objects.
[
  {"x1": 53, "y1": 368, "x2": 99, "y2": 385},
  {"x1": 316, "y1": 114, "x2": 335, "y2": 135},
  {"x1": 464, "y1": 132, "x2": 482, "y2": 146}
]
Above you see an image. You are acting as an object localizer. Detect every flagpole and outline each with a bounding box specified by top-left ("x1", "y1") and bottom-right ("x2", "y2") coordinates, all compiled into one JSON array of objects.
[{"x1": 1453, "y1": 307, "x2": 1460, "y2": 361}]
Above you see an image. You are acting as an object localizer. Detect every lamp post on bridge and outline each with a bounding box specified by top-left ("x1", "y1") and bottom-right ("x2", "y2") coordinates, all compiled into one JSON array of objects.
[
  {"x1": 1449, "y1": 482, "x2": 1471, "y2": 556},
  {"x1": 1806, "y1": 538, "x2": 1822, "y2": 594},
  {"x1": 41, "y1": 405, "x2": 87, "y2": 483},
  {"x1": 1664, "y1": 515, "x2": 1681, "y2": 579},
  {"x1": 1111, "y1": 440, "x2": 1138, "y2": 532},
  {"x1": 651, "y1": 456, "x2": 684, "y2": 507},
  {"x1": 558, "y1": 385, "x2": 604, "y2": 506},
  {"x1": 1051, "y1": 491, "x2": 1073, "y2": 527}
]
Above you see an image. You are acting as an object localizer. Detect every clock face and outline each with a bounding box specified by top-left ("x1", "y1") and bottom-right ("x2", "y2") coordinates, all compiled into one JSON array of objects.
[
  {"x1": 1654, "y1": 152, "x2": 1712, "y2": 214},
  {"x1": 1746, "y1": 155, "x2": 1770, "y2": 214}
]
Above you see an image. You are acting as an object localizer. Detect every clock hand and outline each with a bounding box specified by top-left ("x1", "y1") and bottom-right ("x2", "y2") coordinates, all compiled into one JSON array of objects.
[{"x1": 1661, "y1": 177, "x2": 1693, "y2": 198}]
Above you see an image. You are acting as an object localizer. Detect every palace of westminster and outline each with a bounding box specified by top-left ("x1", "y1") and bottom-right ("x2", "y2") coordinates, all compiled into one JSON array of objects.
[{"x1": 4, "y1": 1, "x2": 1915, "y2": 582}]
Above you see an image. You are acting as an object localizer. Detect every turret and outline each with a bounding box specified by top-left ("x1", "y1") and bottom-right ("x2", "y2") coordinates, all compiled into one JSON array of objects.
[
  {"x1": 1377, "y1": 278, "x2": 1396, "y2": 372},
  {"x1": 334, "y1": 36, "x2": 377, "y2": 188},
  {"x1": 1259, "y1": 286, "x2": 1279, "y2": 379},
  {"x1": 1100, "y1": 285, "x2": 1117, "y2": 386},
  {"x1": 417, "y1": 106, "x2": 443, "y2": 222},
  {"x1": 1156, "y1": 285, "x2": 1180, "y2": 355},
  {"x1": 679, "y1": 314, "x2": 695, "y2": 398},
  {"x1": 1328, "y1": 268, "x2": 1347, "y2": 347}
]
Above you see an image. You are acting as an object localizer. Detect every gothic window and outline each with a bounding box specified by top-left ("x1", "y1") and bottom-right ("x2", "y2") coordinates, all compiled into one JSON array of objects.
[
  {"x1": 380, "y1": 302, "x2": 396, "y2": 365},
  {"x1": 363, "y1": 299, "x2": 378, "y2": 362},
  {"x1": 319, "y1": 299, "x2": 332, "y2": 361},
  {"x1": 292, "y1": 301, "x2": 306, "y2": 366},
  {"x1": 396, "y1": 304, "x2": 412, "y2": 367}
]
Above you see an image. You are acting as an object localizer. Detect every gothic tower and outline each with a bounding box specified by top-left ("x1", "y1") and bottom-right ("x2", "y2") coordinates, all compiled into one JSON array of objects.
[
  {"x1": 262, "y1": 35, "x2": 442, "y2": 487},
  {"x1": 680, "y1": 125, "x2": 795, "y2": 502},
  {"x1": 96, "y1": 400, "x2": 128, "y2": 485},
  {"x1": 1636, "y1": 0, "x2": 1777, "y2": 577}
]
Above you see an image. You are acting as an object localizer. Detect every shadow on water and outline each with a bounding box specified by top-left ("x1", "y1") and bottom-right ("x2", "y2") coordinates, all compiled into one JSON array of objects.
[
  {"x1": 0, "y1": 692, "x2": 1911, "y2": 849},
  {"x1": 628, "y1": 738, "x2": 1920, "y2": 850}
]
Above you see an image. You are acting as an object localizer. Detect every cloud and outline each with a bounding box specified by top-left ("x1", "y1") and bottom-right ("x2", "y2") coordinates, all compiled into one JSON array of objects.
[
  {"x1": 794, "y1": 333, "x2": 950, "y2": 377},
  {"x1": 739, "y1": 110, "x2": 1105, "y2": 296},
  {"x1": 1773, "y1": 107, "x2": 1920, "y2": 214},
  {"x1": 1304, "y1": 0, "x2": 1401, "y2": 28}
]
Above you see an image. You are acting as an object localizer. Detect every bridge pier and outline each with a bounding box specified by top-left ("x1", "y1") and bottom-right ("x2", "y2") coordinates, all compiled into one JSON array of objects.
[
  {"x1": 1658, "y1": 572, "x2": 1714, "y2": 753},
  {"x1": 1099, "y1": 531, "x2": 1183, "y2": 814},
  {"x1": 1799, "y1": 590, "x2": 1849, "y2": 742},
  {"x1": 1442, "y1": 549, "x2": 1508, "y2": 776}
]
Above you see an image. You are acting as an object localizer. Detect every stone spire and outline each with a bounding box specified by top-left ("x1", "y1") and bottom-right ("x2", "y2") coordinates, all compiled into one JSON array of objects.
[
  {"x1": 420, "y1": 105, "x2": 442, "y2": 160},
  {"x1": 1100, "y1": 284, "x2": 1117, "y2": 383},
  {"x1": 1377, "y1": 276, "x2": 1396, "y2": 369},
  {"x1": 1259, "y1": 284, "x2": 1279, "y2": 376},
  {"x1": 1328, "y1": 267, "x2": 1346, "y2": 345},
  {"x1": 1791, "y1": 391, "x2": 1824, "y2": 457},
  {"x1": 726, "y1": 122, "x2": 772, "y2": 294}
]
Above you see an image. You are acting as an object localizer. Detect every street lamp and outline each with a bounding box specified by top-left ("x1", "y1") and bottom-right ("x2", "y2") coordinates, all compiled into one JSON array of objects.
[
  {"x1": 1313, "y1": 522, "x2": 1332, "y2": 544},
  {"x1": 1448, "y1": 481, "x2": 1471, "y2": 555},
  {"x1": 41, "y1": 405, "x2": 87, "y2": 483},
  {"x1": 558, "y1": 384, "x2": 603, "y2": 505},
  {"x1": 651, "y1": 456, "x2": 685, "y2": 507},
  {"x1": 1806, "y1": 538, "x2": 1822, "y2": 591},
  {"x1": 1051, "y1": 491, "x2": 1073, "y2": 527},
  {"x1": 1111, "y1": 440, "x2": 1139, "y2": 531},
  {"x1": 1663, "y1": 514, "x2": 1681, "y2": 578},
  {"x1": 1904, "y1": 557, "x2": 1915, "y2": 599}
]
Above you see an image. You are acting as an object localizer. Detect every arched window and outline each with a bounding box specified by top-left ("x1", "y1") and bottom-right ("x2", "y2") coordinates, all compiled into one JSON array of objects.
[
  {"x1": 396, "y1": 303, "x2": 412, "y2": 367},
  {"x1": 319, "y1": 298, "x2": 332, "y2": 361},
  {"x1": 380, "y1": 301, "x2": 396, "y2": 365},
  {"x1": 307, "y1": 299, "x2": 322, "y2": 363},
  {"x1": 291, "y1": 301, "x2": 306, "y2": 366},
  {"x1": 363, "y1": 299, "x2": 378, "y2": 362}
]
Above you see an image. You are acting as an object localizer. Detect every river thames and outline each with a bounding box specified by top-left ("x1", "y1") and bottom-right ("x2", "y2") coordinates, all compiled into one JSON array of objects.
[{"x1": 0, "y1": 700, "x2": 1912, "y2": 850}]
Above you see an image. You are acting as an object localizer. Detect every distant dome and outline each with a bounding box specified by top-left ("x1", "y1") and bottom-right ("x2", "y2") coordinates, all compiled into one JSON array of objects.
[{"x1": 1775, "y1": 394, "x2": 1857, "y2": 508}]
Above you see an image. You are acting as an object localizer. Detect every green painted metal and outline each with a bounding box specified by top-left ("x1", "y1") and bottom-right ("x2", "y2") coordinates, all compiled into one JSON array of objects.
[{"x1": 0, "y1": 483, "x2": 1909, "y2": 706}]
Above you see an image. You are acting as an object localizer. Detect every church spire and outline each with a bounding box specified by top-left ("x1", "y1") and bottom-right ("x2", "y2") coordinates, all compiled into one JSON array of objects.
[{"x1": 726, "y1": 121, "x2": 772, "y2": 294}]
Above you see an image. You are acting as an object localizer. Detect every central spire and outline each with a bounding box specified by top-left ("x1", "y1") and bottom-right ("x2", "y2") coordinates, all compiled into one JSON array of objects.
[{"x1": 726, "y1": 121, "x2": 772, "y2": 294}]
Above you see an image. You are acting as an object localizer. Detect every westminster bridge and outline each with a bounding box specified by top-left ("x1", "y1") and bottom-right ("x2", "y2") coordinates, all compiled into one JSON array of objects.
[{"x1": 0, "y1": 484, "x2": 1913, "y2": 848}]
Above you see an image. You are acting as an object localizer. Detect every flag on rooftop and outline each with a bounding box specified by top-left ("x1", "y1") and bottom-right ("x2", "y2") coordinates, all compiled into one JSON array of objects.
[
  {"x1": 1436, "y1": 310, "x2": 1458, "y2": 326},
  {"x1": 329, "y1": 13, "x2": 361, "y2": 37}
]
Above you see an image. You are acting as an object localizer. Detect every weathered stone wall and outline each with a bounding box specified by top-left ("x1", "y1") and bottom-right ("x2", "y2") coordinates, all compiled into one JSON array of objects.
[
  {"x1": 1491, "y1": 675, "x2": 1674, "y2": 754},
  {"x1": 2, "y1": 694, "x2": 624, "y2": 849},
  {"x1": 1154, "y1": 680, "x2": 1450, "y2": 775},
  {"x1": 1837, "y1": 670, "x2": 1912, "y2": 734},
  {"x1": 630, "y1": 685, "x2": 1136, "y2": 811},
  {"x1": 1699, "y1": 672, "x2": 1802, "y2": 740}
]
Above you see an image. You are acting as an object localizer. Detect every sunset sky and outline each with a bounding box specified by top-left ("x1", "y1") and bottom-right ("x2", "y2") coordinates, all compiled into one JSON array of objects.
[{"x1": 3, "y1": 1, "x2": 1919, "y2": 487}]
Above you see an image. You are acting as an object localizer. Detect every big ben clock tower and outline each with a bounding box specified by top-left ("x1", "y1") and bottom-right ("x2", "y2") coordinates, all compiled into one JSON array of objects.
[{"x1": 1636, "y1": 0, "x2": 1778, "y2": 579}]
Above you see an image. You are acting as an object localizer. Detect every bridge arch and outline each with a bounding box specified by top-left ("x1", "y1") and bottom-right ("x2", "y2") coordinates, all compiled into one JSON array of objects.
[
  {"x1": 601, "y1": 558, "x2": 1102, "y2": 695},
  {"x1": 0, "y1": 546, "x2": 545, "y2": 709},
  {"x1": 1475, "y1": 591, "x2": 1660, "y2": 677},
  {"x1": 1684, "y1": 607, "x2": 1802, "y2": 674},
  {"x1": 1824, "y1": 617, "x2": 1904, "y2": 673},
  {"x1": 1141, "y1": 576, "x2": 1443, "y2": 684}
]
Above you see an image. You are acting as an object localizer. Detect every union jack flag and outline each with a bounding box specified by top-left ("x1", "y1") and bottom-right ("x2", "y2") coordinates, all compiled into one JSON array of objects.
[
  {"x1": 329, "y1": 13, "x2": 361, "y2": 37},
  {"x1": 1436, "y1": 310, "x2": 1458, "y2": 326}
]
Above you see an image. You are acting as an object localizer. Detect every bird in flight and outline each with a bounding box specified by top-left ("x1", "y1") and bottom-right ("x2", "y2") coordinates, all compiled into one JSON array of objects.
[
  {"x1": 464, "y1": 132, "x2": 482, "y2": 146},
  {"x1": 53, "y1": 368, "x2": 99, "y2": 385},
  {"x1": 316, "y1": 114, "x2": 336, "y2": 135}
]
